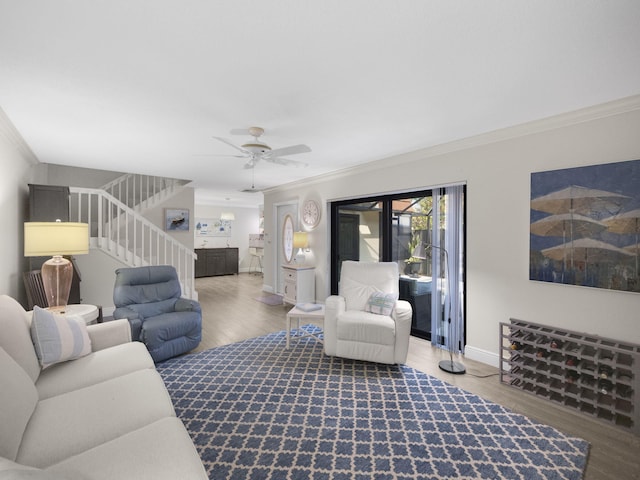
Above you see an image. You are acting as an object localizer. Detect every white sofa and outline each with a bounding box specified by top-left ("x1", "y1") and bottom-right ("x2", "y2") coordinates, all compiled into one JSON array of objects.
[{"x1": 0, "y1": 295, "x2": 207, "y2": 480}]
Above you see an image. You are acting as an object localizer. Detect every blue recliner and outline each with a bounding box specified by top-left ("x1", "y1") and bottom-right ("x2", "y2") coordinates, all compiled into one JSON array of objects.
[{"x1": 113, "y1": 265, "x2": 202, "y2": 362}]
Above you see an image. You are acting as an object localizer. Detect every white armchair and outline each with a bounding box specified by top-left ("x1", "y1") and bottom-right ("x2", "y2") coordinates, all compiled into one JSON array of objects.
[{"x1": 324, "y1": 261, "x2": 413, "y2": 364}]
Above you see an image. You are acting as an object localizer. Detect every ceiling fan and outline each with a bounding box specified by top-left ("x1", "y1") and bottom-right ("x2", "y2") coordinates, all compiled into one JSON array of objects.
[{"x1": 212, "y1": 126, "x2": 311, "y2": 169}]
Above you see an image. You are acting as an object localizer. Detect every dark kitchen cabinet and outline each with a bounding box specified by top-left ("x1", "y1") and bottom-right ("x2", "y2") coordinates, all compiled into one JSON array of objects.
[{"x1": 194, "y1": 248, "x2": 239, "y2": 277}]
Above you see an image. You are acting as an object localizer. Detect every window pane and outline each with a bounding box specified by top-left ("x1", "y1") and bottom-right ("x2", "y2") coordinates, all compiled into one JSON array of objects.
[{"x1": 335, "y1": 201, "x2": 382, "y2": 281}]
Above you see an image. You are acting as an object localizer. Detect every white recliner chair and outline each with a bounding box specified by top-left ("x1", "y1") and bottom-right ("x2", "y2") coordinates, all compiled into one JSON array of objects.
[{"x1": 324, "y1": 261, "x2": 413, "y2": 364}]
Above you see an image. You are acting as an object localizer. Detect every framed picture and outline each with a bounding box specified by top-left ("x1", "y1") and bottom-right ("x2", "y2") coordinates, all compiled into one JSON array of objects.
[
  {"x1": 530, "y1": 159, "x2": 640, "y2": 293},
  {"x1": 195, "y1": 218, "x2": 232, "y2": 237},
  {"x1": 165, "y1": 208, "x2": 190, "y2": 232}
]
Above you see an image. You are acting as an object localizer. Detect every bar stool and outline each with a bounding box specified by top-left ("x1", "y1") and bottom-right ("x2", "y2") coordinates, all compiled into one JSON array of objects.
[{"x1": 249, "y1": 247, "x2": 263, "y2": 274}]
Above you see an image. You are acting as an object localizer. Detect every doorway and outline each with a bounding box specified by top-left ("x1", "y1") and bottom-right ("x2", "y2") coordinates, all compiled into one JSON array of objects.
[{"x1": 275, "y1": 202, "x2": 298, "y2": 295}]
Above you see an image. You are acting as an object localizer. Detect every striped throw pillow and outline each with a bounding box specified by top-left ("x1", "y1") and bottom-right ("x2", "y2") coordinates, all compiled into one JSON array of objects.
[
  {"x1": 30, "y1": 306, "x2": 92, "y2": 369},
  {"x1": 364, "y1": 292, "x2": 397, "y2": 316}
]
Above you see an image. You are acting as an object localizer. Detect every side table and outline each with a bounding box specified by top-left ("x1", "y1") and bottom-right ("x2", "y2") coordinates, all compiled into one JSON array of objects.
[
  {"x1": 285, "y1": 304, "x2": 325, "y2": 348},
  {"x1": 48, "y1": 304, "x2": 101, "y2": 325}
]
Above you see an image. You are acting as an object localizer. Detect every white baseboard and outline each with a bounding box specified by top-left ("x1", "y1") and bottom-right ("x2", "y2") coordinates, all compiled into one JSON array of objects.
[{"x1": 464, "y1": 345, "x2": 500, "y2": 368}]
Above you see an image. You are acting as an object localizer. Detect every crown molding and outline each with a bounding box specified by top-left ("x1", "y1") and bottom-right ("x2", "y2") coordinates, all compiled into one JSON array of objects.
[
  {"x1": 0, "y1": 108, "x2": 38, "y2": 164},
  {"x1": 265, "y1": 94, "x2": 640, "y2": 194}
]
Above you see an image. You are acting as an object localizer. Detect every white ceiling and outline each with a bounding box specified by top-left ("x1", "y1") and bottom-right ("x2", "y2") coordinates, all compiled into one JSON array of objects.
[{"x1": 1, "y1": 1, "x2": 639, "y2": 207}]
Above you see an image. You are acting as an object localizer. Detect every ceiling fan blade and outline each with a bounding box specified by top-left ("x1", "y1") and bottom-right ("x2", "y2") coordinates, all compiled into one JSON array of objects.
[
  {"x1": 212, "y1": 136, "x2": 250, "y2": 155},
  {"x1": 264, "y1": 156, "x2": 308, "y2": 167},
  {"x1": 264, "y1": 144, "x2": 311, "y2": 158}
]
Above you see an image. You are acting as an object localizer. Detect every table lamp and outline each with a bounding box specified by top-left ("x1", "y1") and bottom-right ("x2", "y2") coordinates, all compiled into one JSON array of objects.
[
  {"x1": 293, "y1": 231, "x2": 309, "y2": 264},
  {"x1": 24, "y1": 221, "x2": 89, "y2": 311}
]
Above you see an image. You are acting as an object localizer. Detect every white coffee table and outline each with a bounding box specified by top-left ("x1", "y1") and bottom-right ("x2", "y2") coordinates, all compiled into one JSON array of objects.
[{"x1": 286, "y1": 304, "x2": 325, "y2": 348}]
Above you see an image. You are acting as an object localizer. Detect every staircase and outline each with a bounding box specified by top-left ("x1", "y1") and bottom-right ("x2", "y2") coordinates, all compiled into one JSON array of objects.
[
  {"x1": 68, "y1": 174, "x2": 197, "y2": 299},
  {"x1": 101, "y1": 173, "x2": 189, "y2": 212}
]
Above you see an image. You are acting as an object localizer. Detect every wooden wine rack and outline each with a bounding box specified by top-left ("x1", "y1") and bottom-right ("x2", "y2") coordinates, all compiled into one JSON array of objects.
[{"x1": 500, "y1": 319, "x2": 639, "y2": 435}]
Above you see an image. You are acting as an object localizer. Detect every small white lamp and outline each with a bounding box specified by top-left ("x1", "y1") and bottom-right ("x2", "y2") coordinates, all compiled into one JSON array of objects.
[
  {"x1": 24, "y1": 221, "x2": 89, "y2": 312},
  {"x1": 293, "y1": 231, "x2": 308, "y2": 265}
]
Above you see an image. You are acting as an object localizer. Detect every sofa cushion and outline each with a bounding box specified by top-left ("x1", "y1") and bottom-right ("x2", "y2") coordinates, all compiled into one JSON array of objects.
[
  {"x1": 16, "y1": 369, "x2": 175, "y2": 468},
  {"x1": 47, "y1": 418, "x2": 207, "y2": 480},
  {"x1": 0, "y1": 348, "x2": 38, "y2": 461},
  {"x1": 30, "y1": 307, "x2": 92, "y2": 369},
  {"x1": 36, "y1": 342, "x2": 154, "y2": 400},
  {"x1": 0, "y1": 469, "x2": 72, "y2": 480},
  {"x1": 0, "y1": 458, "x2": 73, "y2": 480},
  {"x1": 0, "y1": 295, "x2": 41, "y2": 383}
]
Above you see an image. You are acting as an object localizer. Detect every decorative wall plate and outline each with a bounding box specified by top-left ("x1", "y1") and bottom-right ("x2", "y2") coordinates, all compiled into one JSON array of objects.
[{"x1": 302, "y1": 199, "x2": 321, "y2": 229}]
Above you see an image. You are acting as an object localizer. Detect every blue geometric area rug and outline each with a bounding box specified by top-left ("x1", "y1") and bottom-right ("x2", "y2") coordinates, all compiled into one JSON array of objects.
[{"x1": 157, "y1": 326, "x2": 589, "y2": 480}]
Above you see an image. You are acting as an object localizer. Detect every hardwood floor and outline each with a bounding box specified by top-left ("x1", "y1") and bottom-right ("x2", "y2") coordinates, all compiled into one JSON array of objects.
[{"x1": 194, "y1": 273, "x2": 640, "y2": 480}]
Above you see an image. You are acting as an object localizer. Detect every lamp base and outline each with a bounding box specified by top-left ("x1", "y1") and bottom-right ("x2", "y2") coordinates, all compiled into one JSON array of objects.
[
  {"x1": 294, "y1": 250, "x2": 306, "y2": 265},
  {"x1": 438, "y1": 359, "x2": 466, "y2": 374},
  {"x1": 41, "y1": 255, "x2": 73, "y2": 311}
]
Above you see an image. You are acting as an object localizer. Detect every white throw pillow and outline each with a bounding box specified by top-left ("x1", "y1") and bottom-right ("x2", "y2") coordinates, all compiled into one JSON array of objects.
[{"x1": 30, "y1": 306, "x2": 92, "y2": 369}]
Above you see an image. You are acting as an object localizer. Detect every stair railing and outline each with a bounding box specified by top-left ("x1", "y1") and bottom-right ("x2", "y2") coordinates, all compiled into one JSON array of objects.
[
  {"x1": 101, "y1": 173, "x2": 187, "y2": 211},
  {"x1": 69, "y1": 187, "x2": 197, "y2": 299}
]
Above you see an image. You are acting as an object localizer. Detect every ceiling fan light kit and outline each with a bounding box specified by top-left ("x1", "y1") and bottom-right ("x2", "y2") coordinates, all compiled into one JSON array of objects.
[{"x1": 241, "y1": 142, "x2": 271, "y2": 154}]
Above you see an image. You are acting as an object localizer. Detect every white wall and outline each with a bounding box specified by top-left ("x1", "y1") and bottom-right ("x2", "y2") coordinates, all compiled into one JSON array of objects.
[
  {"x1": 0, "y1": 108, "x2": 40, "y2": 305},
  {"x1": 41, "y1": 163, "x2": 122, "y2": 188},
  {"x1": 74, "y1": 249, "x2": 127, "y2": 312},
  {"x1": 193, "y1": 204, "x2": 261, "y2": 272},
  {"x1": 264, "y1": 97, "x2": 640, "y2": 365}
]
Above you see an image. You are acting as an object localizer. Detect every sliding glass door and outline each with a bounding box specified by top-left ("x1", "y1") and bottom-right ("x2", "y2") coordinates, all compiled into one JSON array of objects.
[
  {"x1": 330, "y1": 186, "x2": 465, "y2": 350},
  {"x1": 391, "y1": 195, "x2": 433, "y2": 340},
  {"x1": 331, "y1": 200, "x2": 383, "y2": 286}
]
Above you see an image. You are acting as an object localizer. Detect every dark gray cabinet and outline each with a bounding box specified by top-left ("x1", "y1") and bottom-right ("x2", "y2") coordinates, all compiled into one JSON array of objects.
[
  {"x1": 195, "y1": 248, "x2": 239, "y2": 277},
  {"x1": 29, "y1": 184, "x2": 70, "y2": 221}
]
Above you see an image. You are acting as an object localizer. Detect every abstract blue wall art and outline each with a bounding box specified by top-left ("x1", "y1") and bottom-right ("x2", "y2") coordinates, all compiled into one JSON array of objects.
[{"x1": 530, "y1": 159, "x2": 640, "y2": 293}]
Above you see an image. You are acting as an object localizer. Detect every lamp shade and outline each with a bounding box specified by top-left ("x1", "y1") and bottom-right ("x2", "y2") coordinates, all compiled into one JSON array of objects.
[
  {"x1": 24, "y1": 222, "x2": 89, "y2": 256},
  {"x1": 220, "y1": 212, "x2": 235, "y2": 221},
  {"x1": 293, "y1": 231, "x2": 308, "y2": 249}
]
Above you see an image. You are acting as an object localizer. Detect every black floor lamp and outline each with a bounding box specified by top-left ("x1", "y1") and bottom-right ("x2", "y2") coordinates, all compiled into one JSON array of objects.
[{"x1": 426, "y1": 244, "x2": 466, "y2": 375}]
